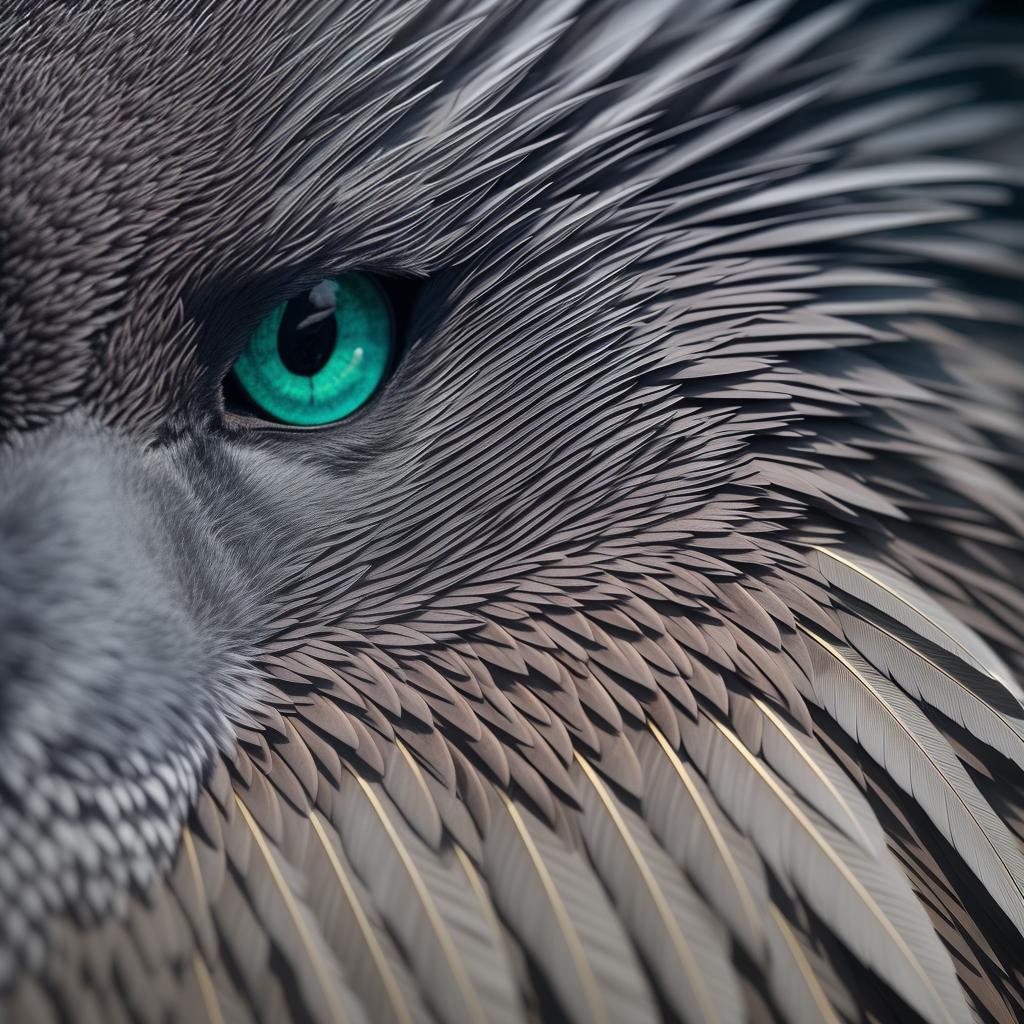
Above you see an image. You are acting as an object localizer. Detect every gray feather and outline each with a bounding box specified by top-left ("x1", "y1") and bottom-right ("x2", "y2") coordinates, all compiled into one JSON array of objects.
[
  {"x1": 801, "y1": 631, "x2": 1024, "y2": 941},
  {"x1": 575, "y1": 754, "x2": 745, "y2": 1024},
  {"x1": 680, "y1": 709, "x2": 971, "y2": 1024},
  {"x1": 483, "y1": 796, "x2": 660, "y2": 1024}
]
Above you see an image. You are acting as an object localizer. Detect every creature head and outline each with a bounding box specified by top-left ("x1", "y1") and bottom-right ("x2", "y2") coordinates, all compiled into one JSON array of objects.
[{"x1": 1, "y1": 2, "x2": 1023, "y2": 1021}]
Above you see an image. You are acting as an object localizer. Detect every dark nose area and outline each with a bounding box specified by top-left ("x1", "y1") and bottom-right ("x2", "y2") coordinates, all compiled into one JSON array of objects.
[
  {"x1": 0, "y1": 417, "x2": 244, "y2": 767},
  {"x1": 0, "y1": 415, "x2": 267, "y2": 981}
]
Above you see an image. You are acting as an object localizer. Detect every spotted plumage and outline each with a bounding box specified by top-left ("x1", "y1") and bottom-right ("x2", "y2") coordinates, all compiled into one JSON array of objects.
[{"x1": 2, "y1": 1, "x2": 1024, "y2": 1022}]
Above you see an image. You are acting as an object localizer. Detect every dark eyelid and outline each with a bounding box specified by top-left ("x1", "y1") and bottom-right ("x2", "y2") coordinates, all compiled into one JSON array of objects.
[{"x1": 191, "y1": 267, "x2": 348, "y2": 378}]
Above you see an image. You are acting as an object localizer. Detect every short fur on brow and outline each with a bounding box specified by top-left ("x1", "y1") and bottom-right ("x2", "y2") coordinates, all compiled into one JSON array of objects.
[{"x1": 1, "y1": 1, "x2": 1023, "y2": 1022}]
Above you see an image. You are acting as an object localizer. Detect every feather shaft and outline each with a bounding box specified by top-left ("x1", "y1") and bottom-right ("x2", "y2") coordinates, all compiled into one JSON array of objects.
[
  {"x1": 575, "y1": 753, "x2": 723, "y2": 1024},
  {"x1": 308, "y1": 811, "x2": 416, "y2": 1024}
]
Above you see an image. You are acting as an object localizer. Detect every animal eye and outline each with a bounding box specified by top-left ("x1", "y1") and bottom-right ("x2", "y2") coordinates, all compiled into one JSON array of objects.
[{"x1": 228, "y1": 272, "x2": 394, "y2": 426}]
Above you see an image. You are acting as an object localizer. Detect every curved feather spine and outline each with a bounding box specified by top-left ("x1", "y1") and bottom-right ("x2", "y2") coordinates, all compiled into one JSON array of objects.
[
  {"x1": 640, "y1": 721, "x2": 766, "y2": 959},
  {"x1": 800, "y1": 628, "x2": 1024, "y2": 940},
  {"x1": 307, "y1": 811, "x2": 419, "y2": 1024},
  {"x1": 452, "y1": 844, "x2": 505, "y2": 946},
  {"x1": 765, "y1": 904, "x2": 842, "y2": 1024},
  {"x1": 178, "y1": 826, "x2": 218, "y2": 963},
  {"x1": 837, "y1": 609, "x2": 1024, "y2": 765},
  {"x1": 179, "y1": 827, "x2": 226, "y2": 1024},
  {"x1": 809, "y1": 546, "x2": 1019, "y2": 695},
  {"x1": 349, "y1": 776, "x2": 484, "y2": 1023},
  {"x1": 232, "y1": 793, "x2": 365, "y2": 1024},
  {"x1": 574, "y1": 752, "x2": 742, "y2": 1024},
  {"x1": 484, "y1": 795, "x2": 662, "y2": 1024},
  {"x1": 192, "y1": 953, "x2": 227, "y2": 1024},
  {"x1": 752, "y1": 696, "x2": 881, "y2": 853},
  {"x1": 684, "y1": 713, "x2": 969, "y2": 1024},
  {"x1": 491, "y1": 797, "x2": 607, "y2": 1024},
  {"x1": 335, "y1": 771, "x2": 522, "y2": 1024}
]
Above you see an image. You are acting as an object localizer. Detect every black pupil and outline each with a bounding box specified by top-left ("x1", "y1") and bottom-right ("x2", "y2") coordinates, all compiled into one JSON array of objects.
[{"x1": 277, "y1": 282, "x2": 338, "y2": 377}]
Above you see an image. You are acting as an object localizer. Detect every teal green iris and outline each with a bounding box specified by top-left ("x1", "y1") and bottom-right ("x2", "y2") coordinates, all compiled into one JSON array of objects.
[{"x1": 232, "y1": 273, "x2": 393, "y2": 426}]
